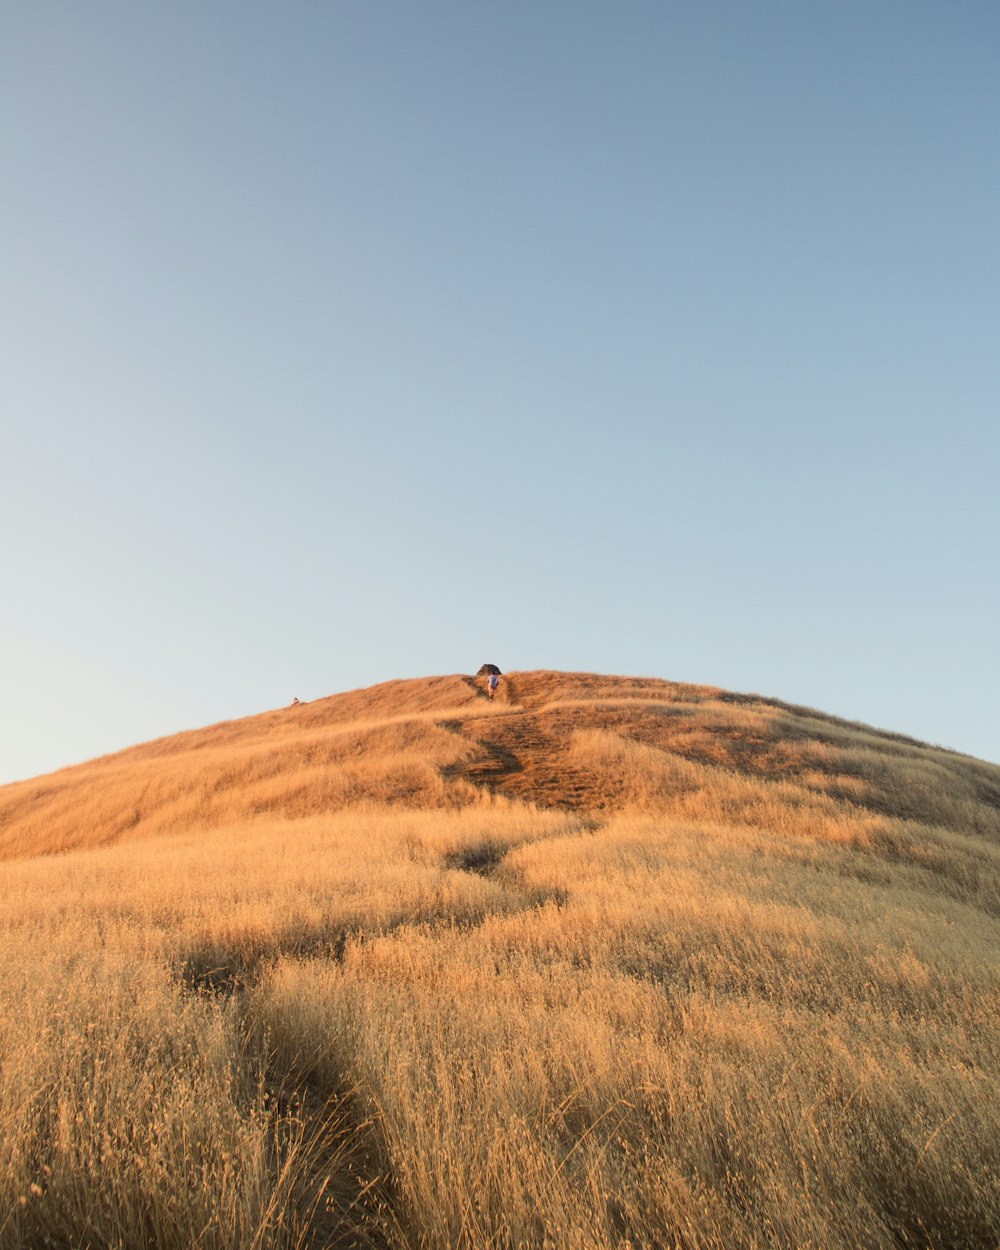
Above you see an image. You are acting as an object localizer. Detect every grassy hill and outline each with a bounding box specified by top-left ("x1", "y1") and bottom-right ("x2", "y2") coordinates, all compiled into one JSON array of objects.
[{"x1": 1, "y1": 671, "x2": 998, "y2": 1249}]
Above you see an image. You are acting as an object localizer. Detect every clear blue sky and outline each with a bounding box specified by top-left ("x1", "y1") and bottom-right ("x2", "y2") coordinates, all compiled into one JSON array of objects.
[{"x1": 2, "y1": 2, "x2": 998, "y2": 783}]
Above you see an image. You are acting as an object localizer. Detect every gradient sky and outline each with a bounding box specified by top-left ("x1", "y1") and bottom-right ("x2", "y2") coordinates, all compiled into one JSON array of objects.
[{"x1": 2, "y1": 2, "x2": 998, "y2": 784}]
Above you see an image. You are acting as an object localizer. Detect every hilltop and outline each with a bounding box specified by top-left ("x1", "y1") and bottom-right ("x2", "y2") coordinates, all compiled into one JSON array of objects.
[
  {"x1": 1, "y1": 672, "x2": 998, "y2": 1250},
  {"x1": 3, "y1": 669, "x2": 998, "y2": 861}
]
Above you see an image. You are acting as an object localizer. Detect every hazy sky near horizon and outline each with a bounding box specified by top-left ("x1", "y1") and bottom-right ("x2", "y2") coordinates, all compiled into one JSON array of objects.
[{"x1": 2, "y1": 2, "x2": 998, "y2": 784}]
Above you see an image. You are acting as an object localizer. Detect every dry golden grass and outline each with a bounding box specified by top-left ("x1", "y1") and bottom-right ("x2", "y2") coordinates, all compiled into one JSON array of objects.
[{"x1": 0, "y1": 671, "x2": 998, "y2": 1248}]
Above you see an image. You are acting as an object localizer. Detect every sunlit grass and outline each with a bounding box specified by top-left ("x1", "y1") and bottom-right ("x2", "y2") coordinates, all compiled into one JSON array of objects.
[{"x1": 0, "y1": 672, "x2": 997, "y2": 1248}]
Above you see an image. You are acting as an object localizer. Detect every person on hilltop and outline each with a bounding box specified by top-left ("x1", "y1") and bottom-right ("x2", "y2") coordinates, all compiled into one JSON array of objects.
[{"x1": 476, "y1": 663, "x2": 503, "y2": 699}]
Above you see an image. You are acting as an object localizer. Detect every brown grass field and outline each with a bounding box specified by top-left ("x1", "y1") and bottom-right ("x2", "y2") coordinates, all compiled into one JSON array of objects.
[{"x1": 0, "y1": 670, "x2": 998, "y2": 1249}]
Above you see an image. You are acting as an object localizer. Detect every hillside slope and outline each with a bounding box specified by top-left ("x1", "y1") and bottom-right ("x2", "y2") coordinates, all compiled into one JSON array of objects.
[
  {"x1": 2, "y1": 670, "x2": 998, "y2": 863},
  {"x1": 1, "y1": 672, "x2": 999, "y2": 1250}
]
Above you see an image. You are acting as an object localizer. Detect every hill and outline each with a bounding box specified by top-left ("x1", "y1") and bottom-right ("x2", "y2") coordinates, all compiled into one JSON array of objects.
[
  {"x1": 0, "y1": 671, "x2": 998, "y2": 1250},
  {"x1": 4, "y1": 669, "x2": 998, "y2": 860}
]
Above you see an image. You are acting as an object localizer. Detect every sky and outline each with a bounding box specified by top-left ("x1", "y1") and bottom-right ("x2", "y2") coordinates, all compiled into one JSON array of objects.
[{"x1": 2, "y1": 2, "x2": 998, "y2": 784}]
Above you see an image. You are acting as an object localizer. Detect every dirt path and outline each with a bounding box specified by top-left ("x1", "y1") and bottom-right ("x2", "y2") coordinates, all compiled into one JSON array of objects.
[{"x1": 444, "y1": 688, "x2": 613, "y2": 811}]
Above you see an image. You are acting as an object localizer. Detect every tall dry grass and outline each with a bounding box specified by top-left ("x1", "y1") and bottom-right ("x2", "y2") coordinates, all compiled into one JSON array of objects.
[{"x1": 0, "y1": 672, "x2": 998, "y2": 1248}]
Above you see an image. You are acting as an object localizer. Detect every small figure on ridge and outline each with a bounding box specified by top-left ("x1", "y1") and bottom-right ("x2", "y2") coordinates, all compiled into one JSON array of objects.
[{"x1": 476, "y1": 663, "x2": 502, "y2": 700}]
